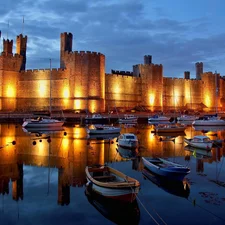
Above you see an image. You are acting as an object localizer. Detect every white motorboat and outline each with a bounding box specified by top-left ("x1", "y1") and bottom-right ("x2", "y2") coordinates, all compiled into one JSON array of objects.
[
  {"x1": 142, "y1": 157, "x2": 190, "y2": 181},
  {"x1": 86, "y1": 124, "x2": 121, "y2": 135},
  {"x1": 192, "y1": 114, "x2": 225, "y2": 126},
  {"x1": 177, "y1": 115, "x2": 198, "y2": 121},
  {"x1": 22, "y1": 117, "x2": 64, "y2": 129},
  {"x1": 117, "y1": 133, "x2": 139, "y2": 149},
  {"x1": 148, "y1": 114, "x2": 170, "y2": 122},
  {"x1": 184, "y1": 135, "x2": 213, "y2": 150},
  {"x1": 118, "y1": 115, "x2": 138, "y2": 123}
]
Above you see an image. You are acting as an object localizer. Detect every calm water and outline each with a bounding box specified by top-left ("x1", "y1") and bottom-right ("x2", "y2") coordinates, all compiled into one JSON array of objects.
[{"x1": 0, "y1": 122, "x2": 225, "y2": 225}]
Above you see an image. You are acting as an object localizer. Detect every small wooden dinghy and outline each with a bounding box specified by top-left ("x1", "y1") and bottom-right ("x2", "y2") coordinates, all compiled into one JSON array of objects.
[{"x1": 85, "y1": 165, "x2": 140, "y2": 202}]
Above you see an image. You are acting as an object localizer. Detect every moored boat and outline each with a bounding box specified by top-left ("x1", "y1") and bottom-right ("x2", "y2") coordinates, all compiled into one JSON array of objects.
[
  {"x1": 85, "y1": 165, "x2": 140, "y2": 202},
  {"x1": 118, "y1": 114, "x2": 138, "y2": 124},
  {"x1": 86, "y1": 124, "x2": 121, "y2": 135},
  {"x1": 177, "y1": 115, "x2": 198, "y2": 121},
  {"x1": 117, "y1": 133, "x2": 139, "y2": 149},
  {"x1": 22, "y1": 116, "x2": 64, "y2": 129},
  {"x1": 142, "y1": 157, "x2": 190, "y2": 181},
  {"x1": 85, "y1": 114, "x2": 109, "y2": 124},
  {"x1": 148, "y1": 114, "x2": 170, "y2": 122},
  {"x1": 192, "y1": 115, "x2": 225, "y2": 126},
  {"x1": 184, "y1": 135, "x2": 213, "y2": 150}
]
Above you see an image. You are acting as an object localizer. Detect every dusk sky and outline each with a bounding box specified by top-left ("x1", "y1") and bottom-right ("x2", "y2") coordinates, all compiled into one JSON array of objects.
[{"x1": 1, "y1": 0, "x2": 225, "y2": 78}]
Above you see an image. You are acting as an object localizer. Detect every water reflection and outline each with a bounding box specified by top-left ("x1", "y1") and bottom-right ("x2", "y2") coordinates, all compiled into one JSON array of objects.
[
  {"x1": 142, "y1": 168, "x2": 190, "y2": 199},
  {"x1": 116, "y1": 145, "x2": 138, "y2": 159},
  {"x1": 184, "y1": 145, "x2": 212, "y2": 159},
  {"x1": 0, "y1": 123, "x2": 224, "y2": 207},
  {"x1": 85, "y1": 187, "x2": 140, "y2": 225}
]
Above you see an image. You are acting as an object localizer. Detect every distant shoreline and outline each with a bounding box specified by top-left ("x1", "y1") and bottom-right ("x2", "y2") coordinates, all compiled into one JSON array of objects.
[{"x1": 0, "y1": 111, "x2": 224, "y2": 124}]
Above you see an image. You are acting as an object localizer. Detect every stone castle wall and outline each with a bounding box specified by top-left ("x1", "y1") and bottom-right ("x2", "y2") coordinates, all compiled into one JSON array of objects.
[
  {"x1": 17, "y1": 68, "x2": 69, "y2": 111},
  {"x1": 105, "y1": 73, "x2": 141, "y2": 110},
  {"x1": 201, "y1": 72, "x2": 220, "y2": 111},
  {"x1": 0, "y1": 32, "x2": 222, "y2": 113},
  {"x1": 163, "y1": 77, "x2": 203, "y2": 111},
  {"x1": 132, "y1": 64, "x2": 163, "y2": 110},
  {"x1": 62, "y1": 51, "x2": 105, "y2": 112}
]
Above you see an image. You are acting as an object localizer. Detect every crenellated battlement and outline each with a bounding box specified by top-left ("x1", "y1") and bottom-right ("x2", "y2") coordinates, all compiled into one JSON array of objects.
[
  {"x1": 106, "y1": 73, "x2": 139, "y2": 79},
  {"x1": 64, "y1": 50, "x2": 104, "y2": 57},
  {"x1": 22, "y1": 68, "x2": 65, "y2": 73},
  {"x1": 133, "y1": 63, "x2": 163, "y2": 68},
  {"x1": 0, "y1": 52, "x2": 22, "y2": 58},
  {"x1": 111, "y1": 70, "x2": 133, "y2": 76}
]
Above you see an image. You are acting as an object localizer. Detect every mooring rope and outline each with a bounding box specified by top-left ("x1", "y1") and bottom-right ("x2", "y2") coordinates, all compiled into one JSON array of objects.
[{"x1": 125, "y1": 177, "x2": 168, "y2": 225}]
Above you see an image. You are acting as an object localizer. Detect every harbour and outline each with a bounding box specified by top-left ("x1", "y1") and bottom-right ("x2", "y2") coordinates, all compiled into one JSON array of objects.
[{"x1": 0, "y1": 121, "x2": 225, "y2": 225}]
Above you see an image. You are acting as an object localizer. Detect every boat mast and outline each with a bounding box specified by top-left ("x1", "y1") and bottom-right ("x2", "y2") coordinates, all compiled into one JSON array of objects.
[
  {"x1": 49, "y1": 59, "x2": 52, "y2": 118},
  {"x1": 215, "y1": 71, "x2": 218, "y2": 114}
]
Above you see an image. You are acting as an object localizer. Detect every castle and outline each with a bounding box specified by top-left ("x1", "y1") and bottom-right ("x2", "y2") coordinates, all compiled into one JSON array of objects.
[{"x1": 0, "y1": 32, "x2": 224, "y2": 113}]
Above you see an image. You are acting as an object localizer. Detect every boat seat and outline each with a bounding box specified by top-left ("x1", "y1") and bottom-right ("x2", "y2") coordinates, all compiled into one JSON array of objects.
[{"x1": 93, "y1": 175, "x2": 116, "y2": 181}]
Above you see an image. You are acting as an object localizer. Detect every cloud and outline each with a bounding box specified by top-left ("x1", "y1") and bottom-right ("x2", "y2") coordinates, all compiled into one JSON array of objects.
[{"x1": 1, "y1": 0, "x2": 225, "y2": 77}]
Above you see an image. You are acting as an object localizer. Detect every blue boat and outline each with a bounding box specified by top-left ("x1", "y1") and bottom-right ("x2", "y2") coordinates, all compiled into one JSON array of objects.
[{"x1": 142, "y1": 157, "x2": 190, "y2": 181}]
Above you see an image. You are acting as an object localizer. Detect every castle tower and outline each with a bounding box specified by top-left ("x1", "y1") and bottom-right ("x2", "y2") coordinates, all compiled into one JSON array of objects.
[
  {"x1": 195, "y1": 62, "x2": 203, "y2": 80},
  {"x1": 60, "y1": 32, "x2": 73, "y2": 69},
  {"x1": 16, "y1": 34, "x2": 27, "y2": 71},
  {"x1": 144, "y1": 55, "x2": 152, "y2": 65},
  {"x1": 184, "y1": 71, "x2": 190, "y2": 79},
  {"x1": 3, "y1": 39, "x2": 13, "y2": 55}
]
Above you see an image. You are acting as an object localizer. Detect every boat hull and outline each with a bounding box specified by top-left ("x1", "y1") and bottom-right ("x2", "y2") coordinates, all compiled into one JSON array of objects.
[
  {"x1": 142, "y1": 157, "x2": 190, "y2": 181},
  {"x1": 22, "y1": 119, "x2": 64, "y2": 128},
  {"x1": 86, "y1": 179, "x2": 139, "y2": 202},
  {"x1": 192, "y1": 119, "x2": 225, "y2": 126}
]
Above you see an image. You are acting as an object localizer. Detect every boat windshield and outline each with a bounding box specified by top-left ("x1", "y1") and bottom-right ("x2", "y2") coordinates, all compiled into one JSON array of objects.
[{"x1": 126, "y1": 135, "x2": 136, "y2": 139}]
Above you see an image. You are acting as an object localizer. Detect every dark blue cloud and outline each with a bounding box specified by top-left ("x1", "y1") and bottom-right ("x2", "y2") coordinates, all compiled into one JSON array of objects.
[{"x1": 1, "y1": 0, "x2": 225, "y2": 78}]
